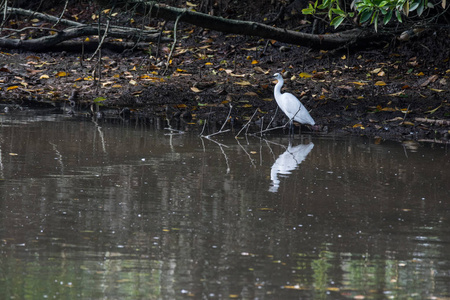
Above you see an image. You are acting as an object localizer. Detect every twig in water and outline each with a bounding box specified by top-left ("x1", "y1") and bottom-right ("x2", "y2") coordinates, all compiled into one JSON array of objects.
[
  {"x1": 235, "y1": 108, "x2": 258, "y2": 138},
  {"x1": 235, "y1": 138, "x2": 256, "y2": 168},
  {"x1": 201, "y1": 104, "x2": 233, "y2": 138},
  {"x1": 199, "y1": 119, "x2": 207, "y2": 136},
  {"x1": 204, "y1": 129, "x2": 231, "y2": 138},
  {"x1": 219, "y1": 104, "x2": 233, "y2": 132},
  {"x1": 164, "y1": 118, "x2": 184, "y2": 135}
]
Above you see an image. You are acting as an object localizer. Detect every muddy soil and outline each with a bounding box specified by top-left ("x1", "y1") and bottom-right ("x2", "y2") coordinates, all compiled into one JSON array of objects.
[{"x1": 1, "y1": 25, "x2": 449, "y2": 143}]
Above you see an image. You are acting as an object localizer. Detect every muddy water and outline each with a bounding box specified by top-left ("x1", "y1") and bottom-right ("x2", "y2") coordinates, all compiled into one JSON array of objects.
[{"x1": 0, "y1": 113, "x2": 449, "y2": 300}]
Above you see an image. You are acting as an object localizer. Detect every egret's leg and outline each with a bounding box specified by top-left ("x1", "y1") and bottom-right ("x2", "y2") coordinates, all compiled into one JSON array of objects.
[{"x1": 289, "y1": 120, "x2": 295, "y2": 136}]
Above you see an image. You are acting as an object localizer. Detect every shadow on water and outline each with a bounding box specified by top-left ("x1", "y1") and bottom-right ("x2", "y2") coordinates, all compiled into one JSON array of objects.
[{"x1": 0, "y1": 111, "x2": 449, "y2": 299}]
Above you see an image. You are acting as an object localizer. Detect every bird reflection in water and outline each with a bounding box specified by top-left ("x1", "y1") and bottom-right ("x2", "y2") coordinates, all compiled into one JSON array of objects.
[{"x1": 269, "y1": 143, "x2": 314, "y2": 193}]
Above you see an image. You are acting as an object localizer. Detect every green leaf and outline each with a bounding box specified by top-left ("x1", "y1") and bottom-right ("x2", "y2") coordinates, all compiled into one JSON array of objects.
[
  {"x1": 383, "y1": 9, "x2": 393, "y2": 24},
  {"x1": 410, "y1": 0, "x2": 420, "y2": 11},
  {"x1": 330, "y1": 16, "x2": 345, "y2": 28},
  {"x1": 417, "y1": 2, "x2": 425, "y2": 15},
  {"x1": 331, "y1": 8, "x2": 346, "y2": 15},
  {"x1": 395, "y1": 10, "x2": 403, "y2": 22},
  {"x1": 93, "y1": 96, "x2": 106, "y2": 103},
  {"x1": 360, "y1": 10, "x2": 373, "y2": 23},
  {"x1": 373, "y1": 11, "x2": 379, "y2": 31},
  {"x1": 302, "y1": 7, "x2": 315, "y2": 14}
]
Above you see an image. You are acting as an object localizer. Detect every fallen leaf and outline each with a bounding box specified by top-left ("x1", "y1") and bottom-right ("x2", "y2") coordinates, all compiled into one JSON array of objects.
[
  {"x1": 254, "y1": 66, "x2": 269, "y2": 74},
  {"x1": 429, "y1": 88, "x2": 444, "y2": 92},
  {"x1": 9, "y1": 153, "x2": 18, "y2": 156},
  {"x1": 375, "y1": 81, "x2": 386, "y2": 86},
  {"x1": 299, "y1": 72, "x2": 312, "y2": 78},
  {"x1": 112, "y1": 84, "x2": 122, "y2": 88},
  {"x1": 371, "y1": 68, "x2": 382, "y2": 73},
  {"x1": 350, "y1": 81, "x2": 367, "y2": 86},
  {"x1": 425, "y1": 104, "x2": 442, "y2": 114},
  {"x1": 387, "y1": 91, "x2": 405, "y2": 97},
  {"x1": 6, "y1": 86, "x2": 19, "y2": 91},
  {"x1": 55, "y1": 71, "x2": 68, "y2": 77},
  {"x1": 387, "y1": 117, "x2": 403, "y2": 122},
  {"x1": 235, "y1": 81, "x2": 251, "y2": 86},
  {"x1": 402, "y1": 121, "x2": 415, "y2": 126},
  {"x1": 251, "y1": 60, "x2": 258, "y2": 65},
  {"x1": 312, "y1": 72, "x2": 325, "y2": 79},
  {"x1": 353, "y1": 123, "x2": 365, "y2": 129},
  {"x1": 93, "y1": 96, "x2": 106, "y2": 103},
  {"x1": 129, "y1": 80, "x2": 137, "y2": 85},
  {"x1": 244, "y1": 91, "x2": 258, "y2": 96},
  {"x1": 190, "y1": 87, "x2": 202, "y2": 93},
  {"x1": 420, "y1": 74, "x2": 439, "y2": 87},
  {"x1": 26, "y1": 68, "x2": 43, "y2": 75}
]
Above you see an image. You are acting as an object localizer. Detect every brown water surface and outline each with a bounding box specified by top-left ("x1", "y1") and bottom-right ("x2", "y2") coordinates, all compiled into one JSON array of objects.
[{"x1": 0, "y1": 113, "x2": 449, "y2": 299}]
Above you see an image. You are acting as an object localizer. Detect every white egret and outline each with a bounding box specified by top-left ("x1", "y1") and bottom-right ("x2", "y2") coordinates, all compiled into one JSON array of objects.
[{"x1": 273, "y1": 73, "x2": 315, "y2": 128}]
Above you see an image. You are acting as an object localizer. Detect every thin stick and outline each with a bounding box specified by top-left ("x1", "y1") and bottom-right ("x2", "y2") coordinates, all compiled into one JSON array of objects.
[
  {"x1": 201, "y1": 104, "x2": 233, "y2": 138},
  {"x1": 53, "y1": 0, "x2": 69, "y2": 27},
  {"x1": 162, "y1": 10, "x2": 185, "y2": 75},
  {"x1": 89, "y1": 10, "x2": 112, "y2": 60},
  {"x1": 235, "y1": 109, "x2": 258, "y2": 138},
  {"x1": 219, "y1": 104, "x2": 233, "y2": 132},
  {"x1": 199, "y1": 119, "x2": 207, "y2": 136},
  {"x1": 204, "y1": 129, "x2": 231, "y2": 138},
  {"x1": 265, "y1": 106, "x2": 278, "y2": 130}
]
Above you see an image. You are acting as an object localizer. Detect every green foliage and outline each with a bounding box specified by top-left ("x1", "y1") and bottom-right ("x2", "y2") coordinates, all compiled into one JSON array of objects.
[{"x1": 302, "y1": 0, "x2": 437, "y2": 31}]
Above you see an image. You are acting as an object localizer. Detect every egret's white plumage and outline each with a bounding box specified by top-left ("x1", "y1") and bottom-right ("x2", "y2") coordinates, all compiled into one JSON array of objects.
[{"x1": 273, "y1": 73, "x2": 315, "y2": 126}]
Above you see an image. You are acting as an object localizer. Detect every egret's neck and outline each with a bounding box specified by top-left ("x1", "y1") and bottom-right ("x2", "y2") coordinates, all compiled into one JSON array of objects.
[{"x1": 274, "y1": 78, "x2": 283, "y2": 102}]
